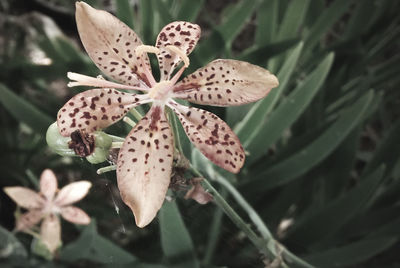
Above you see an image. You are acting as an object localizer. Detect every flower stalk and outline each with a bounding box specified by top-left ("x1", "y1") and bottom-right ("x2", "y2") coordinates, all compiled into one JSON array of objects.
[{"x1": 191, "y1": 167, "x2": 314, "y2": 268}]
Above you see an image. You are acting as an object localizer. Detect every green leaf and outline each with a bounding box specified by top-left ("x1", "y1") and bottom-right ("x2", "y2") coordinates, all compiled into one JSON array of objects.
[
  {"x1": 241, "y1": 90, "x2": 374, "y2": 192},
  {"x1": 235, "y1": 42, "x2": 304, "y2": 143},
  {"x1": 245, "y1": 53, "x2": 334, "y2": 164},
  {"x1": 304, "y1": 237, "x2": 397, "y2": 268},
  {"x1": 286, "y1": 166, "x2": 385, "y2": 245},
  {"x1": 0, "y1": 225, "x2": 27, "y2": 259},
  {"x1": 276, "y1": 0, "x2": 310, "y2": 41},
  {"x1": 152, "y1": 0, "x2": 174, "y2": 26},
  {"x1": 116, "y1": 0, "x2": 135, "y2": 29},
  {"x1": 0, "y1": 83, "x2": 53, "y2": 134},
  {"x1": 363, "y1": 119, "x2": 400, "y2": 176},
  {"x1": 60, "y1": 221, "x2": 136, "y2": 264},
  {"x1": 193, "y1": 0, "x2": 261, "y2": 65},
  {"x1": 140, "y1": 0, "x2": 154, "y2": 44},
  {"x1": 176, "y1": 0, "x2": 205, "y2": 21},
  {"x1": 237, "y1": 38, "x2": 299, "y2": 65},
  {"x1": 255, "y1": 0, "x2": 278, "y2": 46},
  {"x1": 268, "y1": 0, "x2": 309, "y2": 70},
  {"x1": 304, "y1": 0, "x2": 355, "y2": 50},
  {"x1": 159, "y1": 201, "x2": 199, "y2": 268}
]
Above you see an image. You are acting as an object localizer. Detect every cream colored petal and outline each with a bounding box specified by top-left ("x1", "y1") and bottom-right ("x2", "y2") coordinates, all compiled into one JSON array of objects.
[
  {"x1": 40, "y1": 169, "x2": 58, "y2": 201},
  {"x1": 117, "y1": 105, "x2": 174, "y2": 227},
  {"x1": 168, "y1": 101, "x2": 245, "y2": 173},
  {"x1": 184, "y1": 178, "x2": 213, "y2": 205},
  {"x1": 40, "y1": 214, "x2": 61, "y2": 254},
  {"x1": 60, "y1": 206, "x2": 91, "y2": 225},
  {"x1": 54, "y1": 181, "x2": 92, "y2": 207},
  {"x1": 57, "y1": 88, "x2": 149, "y2": 137},
  {"x1": 16, "y1": 210, "x2": 44, "y2": 231},
  {"x1": 173, "y1": 59, "x2": 279, "y2": 106},
  {"x1": 3, "y1": 187, "x2": 44, "y2": 209},
  {"x1": 75, "y1": 2, "x2": 151, "y2": 87},
  {"x1": 155, "y1": 21, "x2": 201, "y2": 81}
]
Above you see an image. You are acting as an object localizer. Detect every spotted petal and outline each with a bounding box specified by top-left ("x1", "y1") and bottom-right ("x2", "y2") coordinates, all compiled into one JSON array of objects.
[
  {"x1": 16, "y1": 210, "x2": 44, "y2": 231},
  {"x1": 55, "y1": 181, "x2": 92, "y2": 207},
  {"x1": 60, "y1": 206, "x2": 91, "y2": 225},
  {"x1": 3, "y1": 187, "x2": 44, "y2": 209},
  {"x1": 40, "y1": 169, "x2": 58, "y2": 201},
  {"x1": 57, "y1": 88, "x2": 148, "y2": 136},
  {"x1": 117, "y1": 105, "x2": 174, "y2": 228},
  {"x1": 169, "y1": 101, "x2": 244, "y2": 173},
  {"x1": 76, "y1": 2, "x2": 151, "y2": 87},
  {"x1": 40, "y1": 215, "x2": 61, "y2": 254},
  {"x1": 156, "y1": 21, "x2": 201, "y2": 81},
  {"x1": 173, "y1": 59, "x2": 279, "y2": 106}
]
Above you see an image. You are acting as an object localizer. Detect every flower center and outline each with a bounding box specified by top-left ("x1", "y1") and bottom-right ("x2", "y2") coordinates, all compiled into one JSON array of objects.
[{"x1": 149, "y1": 80, "x2": 174, "y2": 101}]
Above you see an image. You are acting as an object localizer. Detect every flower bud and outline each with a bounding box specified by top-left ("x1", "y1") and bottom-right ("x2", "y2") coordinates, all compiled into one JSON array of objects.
[
  {"x1": 46, "y1": 122, "x2": 76, "y2": 156},
  {"x1": 85, "y1": 131, "x2": 113, "y2": 164}
]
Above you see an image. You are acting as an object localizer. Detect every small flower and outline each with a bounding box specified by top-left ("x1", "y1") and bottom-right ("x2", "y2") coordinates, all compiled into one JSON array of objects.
[
  {"x1": 56, "y1": 2, "x2": 278, "y2": 227},
  {"x1": 3, "y1": 169, "x2": 92, "y2": 254}
]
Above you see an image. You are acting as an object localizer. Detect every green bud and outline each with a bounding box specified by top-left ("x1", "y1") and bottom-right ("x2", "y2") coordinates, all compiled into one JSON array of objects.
[
  {"x1": 46, "y1": 122, "x2": 76, "y2": 156},
  {"x1": 93, "y1": 131, "x2": 113, "y2": 149},
  {"x1": 85, "y1": 131, "x2": 113, "y2": 164}
]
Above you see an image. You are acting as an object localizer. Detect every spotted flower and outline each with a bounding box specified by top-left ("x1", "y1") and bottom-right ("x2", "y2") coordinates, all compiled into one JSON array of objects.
[
  {"x1": 3, "y1": 169, "x2": 91, "y2": 253},
  {"x1": 57, "y1": 2, "x2": 278, "y2": 227}
]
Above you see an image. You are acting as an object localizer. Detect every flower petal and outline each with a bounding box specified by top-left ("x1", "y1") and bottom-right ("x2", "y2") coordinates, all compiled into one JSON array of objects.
[
  {"x1": 54, "y1": 181, "x2": 92, "y2": 207},
  {"x1": 169, "y1": 101, "x2": 245, "y2": 173},
  {"x1": 173, "y1": 59, "x2": 279, "y2": 106},
  {"x1": 117, "y1": 105, "x2": 174, "y2": 228},
  {"x1": 184, "y1": 178, "x2": 213, "y2": 205},
  {"x1": 57, "y1": 88, "x2": 148, "y2": 136},
  {"x1": 3, "y1": 187, "x2": 44, "y2": 209},
  {"x1": 75, "y1": 2, "x2": 151, "y2": 87},
  {"x1": 40, "y1": 169, "x2": 58, "y2": 201},
  {"x1": 16, "y1": 210, "x2": 44, "y2": 231},
  {"x1": 156, "y1": 21, "x2": 201, "y2": 81},
  {"x1": 40, "y1": 214, "x2": 61, "y2": 254},
  {"x1": 60, "y1": 206, "x2": 91, "y2": 225}
]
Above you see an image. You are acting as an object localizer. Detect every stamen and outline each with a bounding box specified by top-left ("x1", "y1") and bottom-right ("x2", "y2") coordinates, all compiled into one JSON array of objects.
[
  {"x1": 67, "y1": 72, "x2": 147, "y2": 91},
  {"x1": 165, "y1": 45, "x2": 190, "y2": 67},
  {"x1": 134, "y1": 45, "x2": 158, "y2": 87},
  {"x1": 135, "y1": 45, "x2": 160, "y2": 57},
  {"x1": 111, "y1": 142, "x2": 124, "y2": 148},
  {"x1": 123, "y1": 116, "x2": 136, "y2": 127}
]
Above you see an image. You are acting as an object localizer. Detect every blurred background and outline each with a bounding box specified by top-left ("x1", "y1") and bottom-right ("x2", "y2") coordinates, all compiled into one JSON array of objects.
[{"x1": 0, "y1": 0, "x2": 399, "y2": 267}]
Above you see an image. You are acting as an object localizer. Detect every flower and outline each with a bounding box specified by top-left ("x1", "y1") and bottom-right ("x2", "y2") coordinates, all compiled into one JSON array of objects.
[
  {"x1": 56, "y1": 2, "x2": 278, "y2": 227},
  {"x1": 3, "y1": 169, "x2": 92, "y2": 253}
]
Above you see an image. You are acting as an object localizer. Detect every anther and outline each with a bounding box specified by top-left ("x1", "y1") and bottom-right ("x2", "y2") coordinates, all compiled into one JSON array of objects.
[
  {"x1": 165, "y1": 45, "x2": 190, "y2": 67},
  {"x1": 135, "y1": 45, "x2": 160, "y2": 57}
]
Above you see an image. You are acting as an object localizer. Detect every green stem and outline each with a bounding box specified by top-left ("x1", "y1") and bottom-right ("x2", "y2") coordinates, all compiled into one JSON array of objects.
[
  {"x1": 203, "y1": 188, "x2": 227, "y2": 265},
  {"x1": 196, "y1": 172, "x2": 274, "y2": 259},
  {"x1": 192, "y1": 167, "x2": 314, "y2": 268}
]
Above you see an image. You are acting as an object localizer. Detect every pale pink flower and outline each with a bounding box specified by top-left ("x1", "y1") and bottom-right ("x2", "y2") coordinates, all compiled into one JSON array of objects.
[
  {"x1": 56, "y1": 2, "x2": 278, "y2": 227},
  {"x1": 3, "y1": 169, "x2": 91, "y2": 254}
]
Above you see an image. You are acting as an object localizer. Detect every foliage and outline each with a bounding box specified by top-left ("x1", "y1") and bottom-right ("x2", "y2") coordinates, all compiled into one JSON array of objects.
[{"x1": 0, "y1": 0, "x2": 399, "y2": 267}]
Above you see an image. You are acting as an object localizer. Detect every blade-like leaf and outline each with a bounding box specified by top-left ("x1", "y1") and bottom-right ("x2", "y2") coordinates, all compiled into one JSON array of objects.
[
  {"x1": 0, "y1": 83, "x2": 52, "y2": 134},
  {"x1": 242, "y1": 90, "x2": 374, "y2": 192},
  {"x1": 159, "y1": 201, "x2": 199, "y2": 268},
  {"x1": 304, "y1": 237, "x2": 397, "y2": 268},
  {"x1": 235, "y1": 42, "x2": 304, "y2": 142},
  {"x1": 245, "y1": 53, "x2": 334, "y2": 163},
  {"x1": 286, "y1": 166, "x2": 385, "y2": 245}
]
